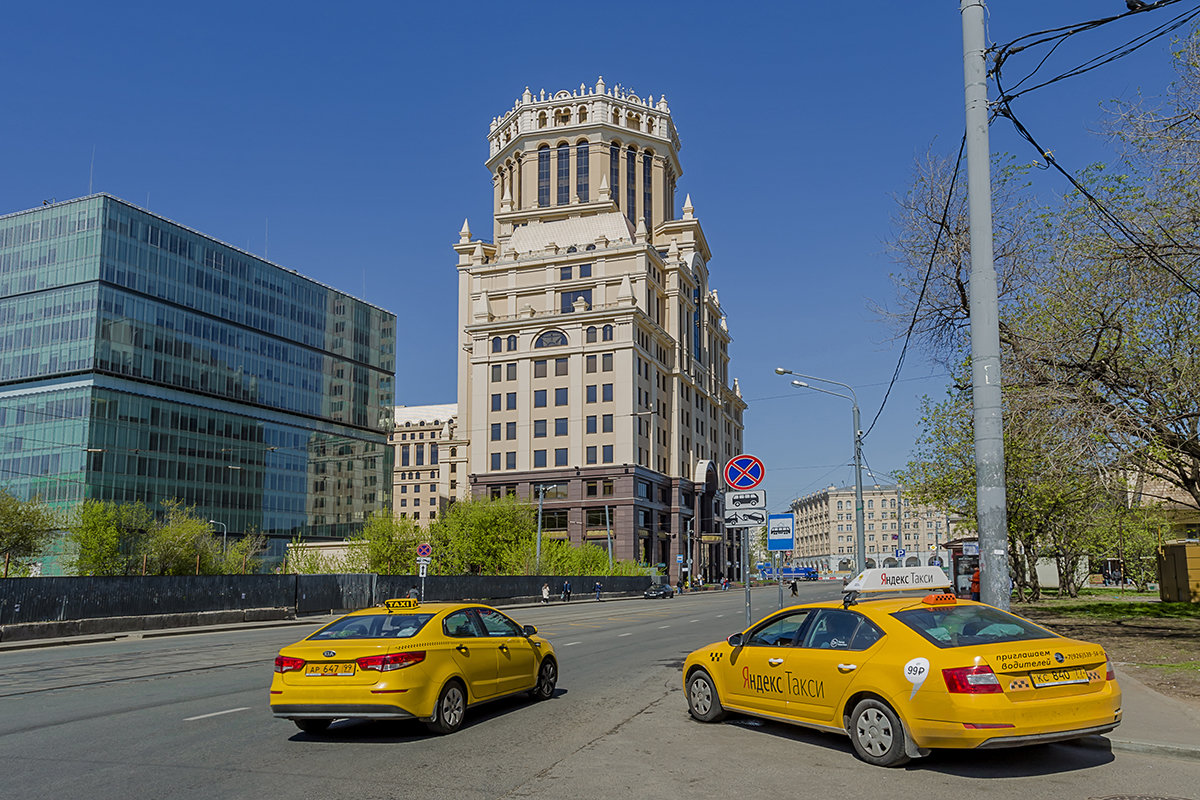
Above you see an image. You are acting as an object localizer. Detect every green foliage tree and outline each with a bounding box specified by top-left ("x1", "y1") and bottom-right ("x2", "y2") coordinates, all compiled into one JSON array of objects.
[
  {"x1": 352, "y1": 512, "x2": 424, "y2": 574},
  {"x1": 433, "y1": 495, "x2": 537, "y2": 575},
  {"x1": 142, "y1": 500, "x2": 222, "y2": 576},
  {"x1": 220, "y1": 530, "x2": 268, "y2": 575},
  {"x1": 0, "y1": 489, "x2": 58, "y2": 576},
  {"x1": 66, "y1": 499, "x2": 153, "y2": 576}
]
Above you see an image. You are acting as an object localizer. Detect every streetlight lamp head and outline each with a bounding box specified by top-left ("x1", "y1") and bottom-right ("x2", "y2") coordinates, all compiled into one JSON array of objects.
[
  {"x1": 790, "y1": 380, "x2": 809, "y2": 388},
  {"x1": 774, "y1": 367, "x2": 788, "y2": 375}
]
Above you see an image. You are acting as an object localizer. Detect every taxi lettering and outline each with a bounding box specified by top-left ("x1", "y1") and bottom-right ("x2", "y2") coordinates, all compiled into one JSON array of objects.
[{"x1": 741, "y1": 666, "x2": 824, "y2": 698}]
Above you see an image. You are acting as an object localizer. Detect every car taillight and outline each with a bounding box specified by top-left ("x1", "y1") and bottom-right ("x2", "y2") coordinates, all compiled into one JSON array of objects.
[
  {"x1": 1106, "y1": 660, "x2": 1115, "y2": 682},
  {"x1": 275, "y1": 655, "x2": 305, "y2": 673},
  {"x1": 943, "y1": 665, "x2": 1002, "y2": 694},
  {"x1": 357, "y1": 651, "x2": 426, "y2": 672}
]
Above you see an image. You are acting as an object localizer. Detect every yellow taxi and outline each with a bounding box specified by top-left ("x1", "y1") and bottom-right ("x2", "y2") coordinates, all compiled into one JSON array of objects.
[
  {"x1": 270, "y1": 598, "x2": 557, "y2": 735},
  {"x1": 682, "y1": 567, "x2": 1121, "y2": 766}
]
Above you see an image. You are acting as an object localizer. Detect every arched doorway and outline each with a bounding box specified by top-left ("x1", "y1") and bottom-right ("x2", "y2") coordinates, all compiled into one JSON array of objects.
[
  {"x1": 905, "y1": 556, "x2": 920, "y2": 567},
  {"x1": 883, "y1": 558, "x2": 899, "y2": 568}
]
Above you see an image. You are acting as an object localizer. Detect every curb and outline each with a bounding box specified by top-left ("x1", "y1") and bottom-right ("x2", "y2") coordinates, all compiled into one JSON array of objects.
[
  {"x1": 0, "y1": 616, "x2": 325, "y2": 653},
  {"x1": 1071, "y1": 734, "x2": 1200, "y2": 762}
]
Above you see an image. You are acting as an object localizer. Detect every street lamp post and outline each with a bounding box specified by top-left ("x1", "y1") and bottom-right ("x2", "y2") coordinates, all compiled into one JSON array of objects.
[
  {"x1": 775, "y1": 367, "x2": 866, "y2": 575},
  {"x1": 534, "y1": 485, "x2": 547, "y2": 573},
  {"x1": 209, "y1": 520, "x2": 228, "y2": 557}
]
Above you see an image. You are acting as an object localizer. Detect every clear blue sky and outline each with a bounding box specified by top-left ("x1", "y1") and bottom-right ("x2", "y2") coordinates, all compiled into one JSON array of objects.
[{"x1": 2, "y1": 1, "x2": 1186, "y2": 513}]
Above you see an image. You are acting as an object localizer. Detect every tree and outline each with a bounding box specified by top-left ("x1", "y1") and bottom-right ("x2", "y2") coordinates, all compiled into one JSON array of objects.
[
  {"x1": 352, "y1": 512, "x2": 423, "y2": 575},
  {"x1": 433, "y1": 495, "x2": 537, "y2": 575},
  {"x1": 65, "y1": 499, "x2": 153, "y2": 576},
  {"x1": 0, "y1": 489, "x2": 58, "y2": 576},
  {"x1": 142, "y1": 500, "x2": 222, "y2": 576},
  {"x1": 220, "y1": 530, "x2": 268, "y2": 575}
]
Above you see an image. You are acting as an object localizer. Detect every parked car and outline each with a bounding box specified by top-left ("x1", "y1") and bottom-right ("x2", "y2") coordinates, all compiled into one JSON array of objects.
[{"x1": 644, "y1": 583, "x2": 675, "y2": 599}]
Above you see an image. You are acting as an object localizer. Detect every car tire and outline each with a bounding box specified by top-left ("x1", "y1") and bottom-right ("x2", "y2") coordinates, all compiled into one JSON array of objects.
[
  {"x1": 532, "y1": 657, "x2": 557, "y2": 700},
  {"x1": 293, "y1": 718, "x2": 331, "y2": 734},
  {"x1": 686, "y1": 670, "x2": 726, "y2": 723},
  {"x1": 848, "y1": 699, "x2": 911, "y2": 767},
  {"x1": 426, "y1": 680, "x2": 467, "y2": 735}
]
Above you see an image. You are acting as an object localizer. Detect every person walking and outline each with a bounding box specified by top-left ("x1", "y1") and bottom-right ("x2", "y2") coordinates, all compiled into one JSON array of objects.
[
  {"x1": 970, "y1": 567, "x2": 981, "y2": 602},
  {"x1": 561, "y1": 579, "x2": 571, "y2": 602},
  {"x1": 789, "y1": 579, "x2": 798, "y2": 597},
  {"x1": 541, "y1": 582, "x2": 550, "y2": 604},
  {"x1": 407, "y1": 584, "x2": 420, "y2": 600},
  {"x1": 594, "y1": 580, "x2": 603, "y2": 601}
]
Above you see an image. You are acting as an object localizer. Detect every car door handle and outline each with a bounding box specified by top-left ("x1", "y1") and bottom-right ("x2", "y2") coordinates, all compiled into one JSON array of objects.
[
  {"x1": 768, "y1": 658, "x2": 784, "y2": 666},
  {"x1": 837, "y1": 663, "x2": 858, "y2": 672},
  {"x1": 456, "y1": 644, "x2": 468, "y2": 653},
  {"x1": 499, "y1": 643, "x2": 509, "y2": 652}
]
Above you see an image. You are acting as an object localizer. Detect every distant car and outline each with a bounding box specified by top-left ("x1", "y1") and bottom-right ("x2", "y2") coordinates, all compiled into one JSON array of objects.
[
  {"x1": 795, "y1": 567, "x2": 818, "y2": 581},
  {"x1": 682, "y1": 567, "x2": 1120, "y2": 767},
  {"x1": 644, "y1": 583, "x2": 675, "y2": 599},
  {"x1": 270, "y1": 598, "x2": 558, "y2": 735}
]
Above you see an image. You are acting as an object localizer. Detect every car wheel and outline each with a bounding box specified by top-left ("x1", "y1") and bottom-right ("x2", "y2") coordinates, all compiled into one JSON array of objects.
[
  {"x1": 426, "y1": 680, "x2": 467, "y2": 735},
  {"x1": 293, "y1": 718, "x2": 331, "y2": 734},
  {"x1": 532, "y1": 657, "x2": 557, "y2": 700},
  {"x1": 686, "y1": 670, "x2": 726, "y2": 723},
  {"x1": 848, "y1": 699, "x2": 910, "y2": 767}
]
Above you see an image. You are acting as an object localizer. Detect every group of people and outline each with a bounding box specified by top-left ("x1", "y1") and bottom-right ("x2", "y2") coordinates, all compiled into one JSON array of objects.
[{"x1": 540, "y1": 580, "x2": 603, "y2": 603}]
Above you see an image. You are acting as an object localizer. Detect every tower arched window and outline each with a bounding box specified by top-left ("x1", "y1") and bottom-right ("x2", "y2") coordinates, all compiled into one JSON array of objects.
[
  {"x1": 642, "y1": 152, "x2": 653, "y2": 231},
  {"x1": 534, "y1": 330, "x2": 569, "y2": 348},
  {"x1": 602, "y1": 324, "x2": 613, "y2": 341},
  {"x1": 586, "y1": 326, "x2": 597, "y2": 343},
  {"x1": 556, "y1": 143, "x2": 570, "y2": 205},
  {"x1": 609, "y1": 143, "x2": 621, "y2": 209},
  {"x1": 626, "y1": 146, "x2": 637, "y2": 226},
  {"x1": 578, "y1": 105, "x2": 588, "y2": 123},
  {"x1": 537, "y1": 146, "x2": 551, "y2": 207},
  {"x1": 537, "y1": 111, "x2": 548, "y2": 129},
  {"x1": 506, "y1": 335, "x2": 517, "y2": 351},
  {"x1": 576, "y1": 141, "x2": 589, "y2": 202},
  {"x1": 492, "y1": 337, "x2": 502, "y2": 353}
]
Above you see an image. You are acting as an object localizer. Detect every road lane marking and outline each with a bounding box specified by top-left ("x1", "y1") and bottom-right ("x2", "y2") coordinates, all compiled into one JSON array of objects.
[
  {"x1": 618, "y1": 633, "x2": 632, "y2": 637},
  {"x1": 564, "y1": 641, "x2": 582, "y2": 646},
  {"x1": 185, "y1": 707, "x2": 250, "y2": 721},
  {"x1": 716, "y1": 614, "x2": 724, "y2": 618},
  {"x1": 658, "y1": 625, "x2": 670, "y2": 629},
  {"x1": 690, "y1": 619, "x2": 699, "y2": 623}
]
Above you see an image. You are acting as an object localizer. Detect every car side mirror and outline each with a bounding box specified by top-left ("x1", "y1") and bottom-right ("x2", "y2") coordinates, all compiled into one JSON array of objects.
[
  {"x1": 726, "y1": 632, "x2": 744, "y2": 647},
  {"x1": 523, "y1": 624, "x2": 538, "y2": 636}
]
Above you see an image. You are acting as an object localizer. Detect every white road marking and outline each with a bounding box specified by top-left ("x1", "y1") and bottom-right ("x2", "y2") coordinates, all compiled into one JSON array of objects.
[
  {"x1": 618, "y1": 633, "x2": 632, "y2": 637},
  {"x1": 564, "y1": 641, "x2": 582, "y2": 646},
  {"x1": 716, "y1": 614, "x2": 724, "y2": 618},
  {"x1": 690, "y1": 619, "x2": 700, "y2": 623},
  {"x1": 184, "y1": 707, "x2": 250, "y2": 721},
  {"x1": 658, "y1": 625, "x2": 671, "y2": 629}
]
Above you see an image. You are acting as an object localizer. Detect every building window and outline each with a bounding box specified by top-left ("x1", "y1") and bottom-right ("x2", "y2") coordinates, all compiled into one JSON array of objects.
[
  {"x1": 507, "y1": 335, "x2": 517, "y2": 351},
  {"x1": 579, "y1": 263, "x2": 591, "y2": 278},
  {"x1": 587, "y1": 385, "x2": 597, "y2": 403},
  {"x1": 586, "y1": 415, "x2": 597, "y2": 434},
  {"x1": 491, "y1": 423, "x2": 501, "y2": 441},
  {"x1": 491, "y1": 394, "x2": 501, "y2": 411},
  {"x1": 586, "y1": 355, "x2": 597, "y2": 373},
  {"x1": 602, "y1": 325, "x2": 613, "y2": 341},
  {"x1": 586, "y1": 326, "x2": 597, "y2": 343},
  {"x1": 538, "y1": 146, "x2": 550, "y2": 207},
  {"x1": 506, "y1": 392, "x2": 517, "y2": 410},
  {"x1": 602, "y1": 444, "x2": 614, "y2": 463},
  {"x1": 555, "y1": 417, "x2": 568, "y2": 436},
  {"x1": 557, "y1": 142, "x2": 570, "y2": 205},
  {"x1": 602, "y1": 414, "x2": 613, "y2": 433},
  {"x1": 560, "y1": 288, "x2": 591, "y2": 313},
  {"x1": 560, "y1": 266, "x2": 572, "y2": 281},
  {"x1": 492, "y1": 337, "x2": 502, "y2": 353},
  {"x1": 401, "y1": 445, "x2": 410, "y2": 466},
  {"x1": 555, "y1": 387, "x2": 568, "y2": 406},
  {"x1": 586, "y1": 446, "x2": 597, "y2": 464},
  {"x1": 506, "y1": 421, "x2": 516, "y2": 440},
  {"x1": 534, "y1": 419, "x2": 547, "y2": 438},
  {"x1": 555, "y1": 357, "x2": 568, "y2": 376},
  {"x1": 535, "y1": 330, "x2": 568, "y2": 348},
  {"x1": 555, "y1": 448, "x2": 568, "y2": 466},
  {"x1": 491, "y1": 364, "x2": 502, "y2": 382},
  {"x1": 506, "y1": 452, "x2": 517, "y2": 470},
  {"x1": 602, "y1": 383, "x2": 613, "y2": 402},
  {"x1": 576, "y1": 141, "x2": 589, "y2": 202},
  {"x1": 491, "y1": 453, "x2": 501, "y2": 470},
  {"x1": 602, "y1": 353, "x2": 613, "y2": 371},
  {"x1": 586, "y1": 480, "x2": 598, "y2": 497},
  {"x1": 506, "y1": 362, "x2": 517, "y2": 381},
  {"x1": 534, "y1": 450, "x2": 547, "y2": 468},
  {"x1": 534, "y1": 359, "x2": 547, "y2": 378},
  {"x1": 610, "y1": 143, "x2": 620, "y2": 209},
  {"x1": 534, "y1": 390, "x2": 547, "y2": 407},
  {"x1": 643, "y1": 152, "x2": 653, "y2": 230},
  {"x1": 626, "y1": 146, "x2": 637, "y2": 225}
]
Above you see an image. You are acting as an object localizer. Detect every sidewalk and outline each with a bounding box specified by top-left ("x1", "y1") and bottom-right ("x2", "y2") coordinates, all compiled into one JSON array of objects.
[{"x1": 1085, "y1": 666, "x2": 1200, "y2": 761}]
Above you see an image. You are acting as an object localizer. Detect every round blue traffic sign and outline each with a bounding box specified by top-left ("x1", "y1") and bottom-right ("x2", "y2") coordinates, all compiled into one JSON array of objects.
[{"x1": 724, "y1": 454, "x2": 764, "y2": 490}]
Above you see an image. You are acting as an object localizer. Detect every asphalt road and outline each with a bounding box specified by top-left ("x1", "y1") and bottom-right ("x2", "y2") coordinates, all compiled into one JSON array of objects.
[{"x1": 1, "y1": 584, "x2": 1195, "y2": 800}]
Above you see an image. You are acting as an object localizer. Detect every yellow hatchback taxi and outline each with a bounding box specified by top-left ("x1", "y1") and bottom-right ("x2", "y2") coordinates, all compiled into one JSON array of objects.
[
  {"x1": 682, "y1": 567, "x2": 1121, "y2": 767},
  {"x1": 270, "y1": 598, "x2": 557, "y2": 735}
]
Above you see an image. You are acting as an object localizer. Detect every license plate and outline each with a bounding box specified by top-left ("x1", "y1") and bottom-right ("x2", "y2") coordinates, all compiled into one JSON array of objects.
[
  {"x1": 306, "y1": 662, "x2": 356, "y2": 677},
  {"x1": 1030, "y1": 667, "x2": 1088, "y2": 687}
]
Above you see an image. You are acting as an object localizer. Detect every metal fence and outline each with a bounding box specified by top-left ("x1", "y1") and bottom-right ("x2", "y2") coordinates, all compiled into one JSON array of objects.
[{"x1": 0, "y1": 574, "x2": 652, "y2": 626}]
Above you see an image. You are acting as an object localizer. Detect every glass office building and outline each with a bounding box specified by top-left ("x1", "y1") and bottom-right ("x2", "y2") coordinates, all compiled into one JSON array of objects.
[{"x1": 0, "y1": 195, "x2": 395, "y2": 565}]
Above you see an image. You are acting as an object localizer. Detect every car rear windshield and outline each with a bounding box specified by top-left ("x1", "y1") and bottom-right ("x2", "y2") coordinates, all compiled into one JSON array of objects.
[
  {"x1": 309, "y1": 613, "x2": 436, "y2": 640},
  {"x1": 892, "y1": 605, "x2": 1058, "y2": 649}
]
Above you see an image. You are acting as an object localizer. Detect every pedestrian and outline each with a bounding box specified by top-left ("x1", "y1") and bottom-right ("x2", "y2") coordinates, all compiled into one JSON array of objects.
[
  {"x1": 676, "y1": 577, "x2": 684, "y2": 594},
  {"x1": 407, "y1": 584, "x2": 420, "y2": 600},
  {"x1": 541, "y1": 582, "x2": 550, "y2": 604},
  {"x1": 562, "y1": 579, "x2": 571, "y2": 602},
  {"x1": 970, "y1": 567, "x2": 981, "y2": 602},
  {"x1": 594, "y1": 580, "x2": 602, "y2": 601},
  {"x1": 789, "y1": 579, "x2": 798, "y2": 597}
]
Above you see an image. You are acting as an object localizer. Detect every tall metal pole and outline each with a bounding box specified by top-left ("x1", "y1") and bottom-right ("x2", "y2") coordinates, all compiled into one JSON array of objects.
[
  {"x1": 535, "y1": 486, "x2": 544, "y2": 573},
  {"x1": 743, "y1": 525, "x2": 752, "y2": 626},
  {"x1": 605, "y1": 504, "x2": 612, "y2": 569},
  {"x1": 852, "y1": 404, "x2": 866, "y2": 574},
  {"x1": 962, "y1": 0, "x2": 1010, "y2": 610}
]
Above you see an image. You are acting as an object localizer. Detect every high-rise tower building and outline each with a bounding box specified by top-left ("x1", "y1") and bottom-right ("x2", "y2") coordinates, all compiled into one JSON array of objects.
[
  {"x1": 454, "y1": 79, "x2": 746, "y2": 582},
  {"x1": 0, "y1": 195, "x2": 396, "y2": 568}
]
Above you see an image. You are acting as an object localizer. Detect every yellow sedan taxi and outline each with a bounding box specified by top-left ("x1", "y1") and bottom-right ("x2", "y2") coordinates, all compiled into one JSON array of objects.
[
  {"x1": 682, "y1": 567, "x2": 1121, "y2": 767},
  {"x1": 270, "y1": 598, "x2": 557, "y2": 735}
]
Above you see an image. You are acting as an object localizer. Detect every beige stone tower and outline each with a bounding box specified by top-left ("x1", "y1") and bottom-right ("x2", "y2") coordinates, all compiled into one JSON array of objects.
[{"x1": 453, "y1": 79, "x2": 746, "y2": 583}]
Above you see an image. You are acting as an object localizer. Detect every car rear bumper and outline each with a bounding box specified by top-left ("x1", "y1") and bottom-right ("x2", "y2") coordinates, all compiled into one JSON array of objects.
[
  {"x1": 271, "y1": 703, "x2": 417, "y2": 721},
  {"x1": 975, "y1": 721, "x2": 1120, "y2": 748},
  {"x1": 907, "y1": 694, "x2": 1122, "y2": 750}
]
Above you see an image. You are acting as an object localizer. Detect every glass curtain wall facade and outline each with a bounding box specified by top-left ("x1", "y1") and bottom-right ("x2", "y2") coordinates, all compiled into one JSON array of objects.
[{"x1": 0, "y1": 195, "x2": 395, "y2": 562}]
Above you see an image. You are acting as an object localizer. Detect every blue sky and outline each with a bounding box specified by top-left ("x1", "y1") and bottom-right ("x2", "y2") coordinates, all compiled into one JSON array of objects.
[{"x1": 2, "y1": 1, "x2": 1187, "y2": 513}]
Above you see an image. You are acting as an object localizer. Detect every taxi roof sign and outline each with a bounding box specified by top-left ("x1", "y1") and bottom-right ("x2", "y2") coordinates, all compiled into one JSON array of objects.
[
  {"x1": 384, "y1": 598, "x2": 419, "y2": 611},
  {"x1": 842, "y1": 567, "x2": 952, "y2": 594}
]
